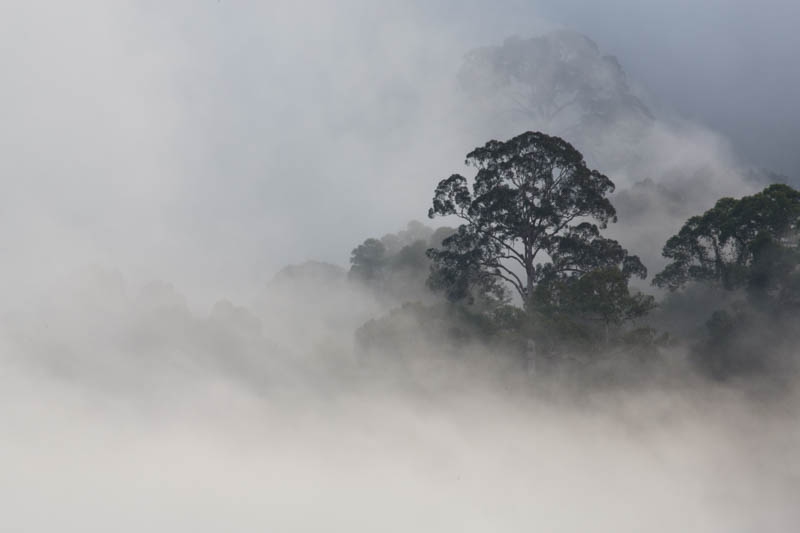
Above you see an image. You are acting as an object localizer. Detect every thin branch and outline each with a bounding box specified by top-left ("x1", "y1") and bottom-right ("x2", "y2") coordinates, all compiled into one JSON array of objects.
[
  {"x1": 492, "y1": 261, "x2": 526, "y2": 293},
  {"x1": 492, "y1": 271, "x2": 526, "y2": 299},
  {"x1": 497, "y1": 253, "x2": 526, "y2": 269}
]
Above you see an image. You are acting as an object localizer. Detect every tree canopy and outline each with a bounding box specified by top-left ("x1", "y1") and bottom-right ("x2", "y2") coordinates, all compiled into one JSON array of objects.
[
  {"x1": 349, "y1": 222, "x2": 457, "y2": 304},
  {"x1": 652, "y1": 183, "x2": 800, "y2": 379},
  {"x1": 426, "y1": 131, "x2": 647, "y2": 307},
  {"x1": 349, "y1": 238, "x2": 387, "y2": 284},
  {"x1": 654, "y1": 183, "x2": 800, "y2": 296}
]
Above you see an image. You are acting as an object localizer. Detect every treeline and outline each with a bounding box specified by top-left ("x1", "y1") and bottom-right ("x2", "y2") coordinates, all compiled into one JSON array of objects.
[{"x1": 349, "y1": 132, "x2": 800, "y2": 381}]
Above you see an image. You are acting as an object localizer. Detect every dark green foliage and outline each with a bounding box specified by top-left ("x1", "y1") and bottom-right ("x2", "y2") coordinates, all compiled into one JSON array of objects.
[
  {"x1": 655, "y1": 184, "x2": 800, "y2": 379},
  {"x1": 425, "y1": 223, "x2": 511, "y2": 305},
  {"x1": 521, "y1": 270, "x2": 656, "y2": 358},
  {"x1": 349, "y1": 238, "x2": 387, "y2": 284},
  {"x1": 691, "y1": 308, "x2": 769, "y2": 380},
  {"x1": 654, "y1": 184, "x2": 800, "y2": 293},
  {"x1": 427, "y1": 132, "x2": 648, "y2": 324},
  {"x1": 349, "y1": 222, "x2": 457, "y2": 304},
  {"x1": 747, "y1": 232, "x2": 800, "y2": 307},
  {"x1": 533, "y1": 267, "x2": 655, "y2": 334}
]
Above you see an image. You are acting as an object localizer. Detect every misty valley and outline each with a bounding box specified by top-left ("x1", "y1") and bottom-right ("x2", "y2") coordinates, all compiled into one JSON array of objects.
[{"x1": 2, "y1": 4, "x2": 800, "y2": 532}]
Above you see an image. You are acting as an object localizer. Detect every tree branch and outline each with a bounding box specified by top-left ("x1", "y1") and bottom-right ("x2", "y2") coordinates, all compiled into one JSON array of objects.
[{"x1": 491, "y1": 261, "x2": 526, "y2": 294}]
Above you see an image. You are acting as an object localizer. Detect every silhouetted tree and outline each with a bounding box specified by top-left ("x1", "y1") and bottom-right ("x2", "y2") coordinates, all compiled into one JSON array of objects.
[
  {"x1": 654, "y1": 183, "x2": 800, "y2": 298},
  {"x1": 427, "y1": 131, "x2": 647, "y2": 308},
  {"x1": 349, "y1": 222, "x2": 458, "y2": 304},
  {"x1": 655, "y1": 184, "x2": 800, "y2": 379},
  {"x1": 349, "y1": 238, "x2": 386, "y2": 284}
]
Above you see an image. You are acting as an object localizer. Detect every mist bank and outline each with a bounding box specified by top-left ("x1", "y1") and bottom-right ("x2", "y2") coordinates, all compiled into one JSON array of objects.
[
  {"x1": 2, "y1": 212, "x2": 799, "y2": 531},
  {"x1": 3, "y1": 326, "x2": 799, "y2": 532},
  {"x1": 3, "y1": 3, "x2": 793, "y2": 309}
]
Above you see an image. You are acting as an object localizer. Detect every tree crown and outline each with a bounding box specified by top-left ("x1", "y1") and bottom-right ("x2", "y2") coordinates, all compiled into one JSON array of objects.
[
  {"x1": 654, "y1": 183, "x2": 800, "y2": 292},
  {"x1": 427, "y1": 131, "x2": 645, "y2": 305}
]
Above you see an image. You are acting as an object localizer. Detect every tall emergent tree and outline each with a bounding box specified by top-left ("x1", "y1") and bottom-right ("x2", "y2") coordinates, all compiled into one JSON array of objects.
[{"x1": 426, "y1": 131, "x2": 648, "y2": 313}]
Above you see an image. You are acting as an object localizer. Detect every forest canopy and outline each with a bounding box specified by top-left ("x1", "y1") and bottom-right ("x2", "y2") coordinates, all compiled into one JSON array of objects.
[{"x1": 348, "y1": 132, "x2": 800, "y2": 380}]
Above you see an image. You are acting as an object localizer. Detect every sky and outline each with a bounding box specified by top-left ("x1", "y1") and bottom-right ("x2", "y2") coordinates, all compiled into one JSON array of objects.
[
  {"x1": 418, "y1": 0, "x2": 800, "y2": 174},
  {"x1": 1, "y1": 0, "x2": 798, "y2": 307},
  {"x1": 532, "y1": 0, "x2": 800, "y2": 176}
]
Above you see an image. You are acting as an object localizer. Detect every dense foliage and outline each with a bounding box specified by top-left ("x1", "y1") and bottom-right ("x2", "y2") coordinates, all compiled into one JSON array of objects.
[
  {"x1": 427, "y1": 132, "x2": 646, "y2": 303},
  {"x1": 346, "y1": 132, "x2": 800, "y2": 380},
  {"x1": 654, "y1": 184, "x2": 800, "y2": 378},
  {"x1": 654, "y1": 184, "x2": 800, "y2": 294}
]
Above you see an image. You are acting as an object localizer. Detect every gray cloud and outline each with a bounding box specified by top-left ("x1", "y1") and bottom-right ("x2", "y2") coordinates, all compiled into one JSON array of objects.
[
  {"x1": 5, "y1": 1, "x2": 795, "y2": 305},
  {"x1": 532, "y1": 0, "x2": 800, "y2": 175}
]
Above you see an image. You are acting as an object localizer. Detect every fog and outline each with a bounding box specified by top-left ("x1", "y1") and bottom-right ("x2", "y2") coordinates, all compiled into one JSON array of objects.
[
  {"x1": 8, "y1": 1, "x2": 794, "y2": 304},
  {"x1": 534, "y1": 0, "x2": 800, "y2": 176},
  {"x1": 3, "y1": 282, "x2": 799, "y2": 531},
  {"x1": 2, "y1": 1, "x2": 800, "y2": 531},
  {"x1": 4, "y1": 365, "x2": 800, "y2": 532}
]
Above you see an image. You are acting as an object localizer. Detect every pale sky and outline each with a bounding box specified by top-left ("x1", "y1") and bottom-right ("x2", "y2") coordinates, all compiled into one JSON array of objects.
[{"x1": 1, "y1": 0, "x2": 797, "y2": 305}]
